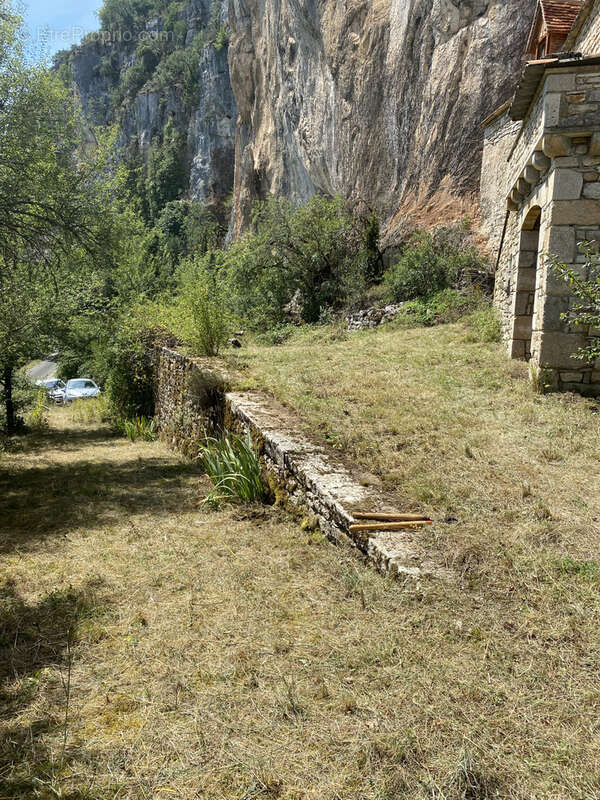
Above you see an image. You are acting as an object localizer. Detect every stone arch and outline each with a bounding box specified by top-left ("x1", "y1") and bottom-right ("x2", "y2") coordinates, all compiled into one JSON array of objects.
[{"x1": 511, "y1": 205, "x2": 541, "y2": 361}]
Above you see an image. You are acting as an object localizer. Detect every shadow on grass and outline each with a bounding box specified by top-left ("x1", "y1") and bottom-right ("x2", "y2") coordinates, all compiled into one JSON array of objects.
[
  {"x1": 0, "y1": 427, "x2": 202, "y2": 553},
  {"x1": 8, "y1": 425, "x2": 121, "y2": 455},
  {"x1": 0, "y1": 579, "x2": 109, "y2": 799}
]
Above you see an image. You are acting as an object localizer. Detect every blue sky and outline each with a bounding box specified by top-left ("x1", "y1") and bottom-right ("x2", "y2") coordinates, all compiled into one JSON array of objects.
[{"x1": 23, "y1": 0, "x2": 101, "y2": 59}]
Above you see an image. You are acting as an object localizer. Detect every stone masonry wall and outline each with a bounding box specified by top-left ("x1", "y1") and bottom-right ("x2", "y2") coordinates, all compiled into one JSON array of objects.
[
  {"x1": 155, "y1": 347, "x2": 445, "y2": 579},
  {"x1": 481, "y1": 109, "x2": 522, "y2": 255},
  {"x1": 572, "y1": 0, "x2": 600, "y2": 53}
]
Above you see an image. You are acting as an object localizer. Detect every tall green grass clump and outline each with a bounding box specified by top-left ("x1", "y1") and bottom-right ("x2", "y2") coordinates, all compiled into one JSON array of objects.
[
  {"x1": 199, "y1": 432, "x2": 267, "y2": 505},
  {"x1": 117, "y1": 416, "x2": 157, "y2": 442}
]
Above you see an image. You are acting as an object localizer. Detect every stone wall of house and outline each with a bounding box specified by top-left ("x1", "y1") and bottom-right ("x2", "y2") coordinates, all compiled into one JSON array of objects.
[
  {"x1": 572, "y1": 0, "x2": 600, "y2": 53},
  {"x1": 480, "y1": 109, "x2": 522, "y2": 255},
  {"x1": 484, "y1": 64, "x2": 600, "y2": 394}
]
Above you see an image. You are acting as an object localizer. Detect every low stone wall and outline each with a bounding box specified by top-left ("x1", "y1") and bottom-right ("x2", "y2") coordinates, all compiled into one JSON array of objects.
[
  {"x1": 155, "y1": 347, "x2": 443, "y2": 579},
  {"x1": 155, "y1": 348, "x2": 228, "y2": 458}
]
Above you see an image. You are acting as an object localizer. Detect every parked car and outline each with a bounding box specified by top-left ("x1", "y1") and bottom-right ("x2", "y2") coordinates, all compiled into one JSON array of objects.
[
  {"x1": 36, "y1": 378, "x2": 67, "y2": 405},
  {"x1": 65, "y1": 379, "x2": 101, "y2": 402}
]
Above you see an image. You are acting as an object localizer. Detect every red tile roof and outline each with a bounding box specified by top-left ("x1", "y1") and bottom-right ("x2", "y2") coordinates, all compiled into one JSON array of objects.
[
  {"x1": 539, "y1": 0, "x2": 584, "y2": 35},
  {"x1": 526, "y1": 0, "x2": 584, "y2": 55}
]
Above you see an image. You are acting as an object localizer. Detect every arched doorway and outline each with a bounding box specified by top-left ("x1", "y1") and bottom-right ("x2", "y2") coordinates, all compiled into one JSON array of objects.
[{"x1": 511, "y1": 206, "x2": 541, "y2": 361}]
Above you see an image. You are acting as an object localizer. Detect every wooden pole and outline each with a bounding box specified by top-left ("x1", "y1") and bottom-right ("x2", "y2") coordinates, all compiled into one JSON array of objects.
[
  {"x1": 349, "y1": 521, "x2": 432, "y2": 533},
  {"x1": 353, "y1": 512, "x2": 430, "y2": 522}
]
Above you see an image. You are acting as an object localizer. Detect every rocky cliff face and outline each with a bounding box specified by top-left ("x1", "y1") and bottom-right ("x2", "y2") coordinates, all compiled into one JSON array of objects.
[
  {"x1": 64, "y1": 0, "x2": 534, "y2": 234},
  {"x1": 64, "y1": 0, "x2": 236, "y2": 210},
  {"x1": 227, "y1": 0, "x2": 534, "y2": 236}
]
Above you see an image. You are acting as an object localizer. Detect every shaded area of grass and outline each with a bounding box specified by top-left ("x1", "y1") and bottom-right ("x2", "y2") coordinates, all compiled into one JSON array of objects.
[
  {"x1": 0, "y1": 415, "x2": 200, "y2": 553},
  {"x1": 1, "y1": 397, "x2": 600, "y2": 797}
]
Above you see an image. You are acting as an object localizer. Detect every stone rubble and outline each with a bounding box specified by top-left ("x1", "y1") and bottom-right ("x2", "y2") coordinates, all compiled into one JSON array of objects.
[{"x1": 345, "y1": 304, "x2": 405, "y2": 332}]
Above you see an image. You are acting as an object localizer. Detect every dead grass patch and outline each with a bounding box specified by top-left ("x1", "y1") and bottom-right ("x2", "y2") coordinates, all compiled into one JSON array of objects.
[{"x1": 1, "y1": 364, "x2": 600, "y2": 798}]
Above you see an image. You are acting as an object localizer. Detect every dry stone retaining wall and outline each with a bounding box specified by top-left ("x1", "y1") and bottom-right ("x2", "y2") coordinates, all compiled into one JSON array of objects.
[{"x1": 155, "y1": 347, "x2": 442, "y2": 579}]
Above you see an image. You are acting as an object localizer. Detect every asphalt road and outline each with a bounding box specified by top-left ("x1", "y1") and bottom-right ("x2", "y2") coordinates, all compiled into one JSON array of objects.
[{"x1": 28, "y1": 361, "x2": 58, "y2": 382}]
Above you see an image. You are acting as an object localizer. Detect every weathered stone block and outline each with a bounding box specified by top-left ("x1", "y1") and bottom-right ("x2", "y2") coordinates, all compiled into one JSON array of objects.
[
  {"x1": 544, "y1": 93, "x2": 563, "y2": 126},
  {"x1": 553, "y1": 156, "x2": 579, "y2": 167},
  {"x1": 543, "y1": 134, "x2": 570, "y2": 157},
  {"x1": 583, "y1": 182, "x2": 600, "y2": 199},
  {"x1": 520, "y1": 230, "x2": 541, "y2": 250},
  {"x1": 583, "y1": 171, "x2": 599, "y2": 181},
  {"x1": 590, "y1": 132, "x2": 600, "y2": 157},
  {"x1": 513, "y1": 315, "x2": 535, "y2": 340},
  {"x1": 550, "y1": 199, "x2": 600, "y2": 226},
  {"x1": 560, "y1": 371, "x2": 584, "y2": 383},
  {"x1": 514, "y1": 292, "x2": 534, "y2": 316},
  {"x1": 510, "y1": 339, "x2": 526, "y2": 359},
  {"x1": 517, "y1": 178, "x2": 530, "y2": 196},
  {"x1": 545, "y1": 73, "x2": 576, "y2": 93},
  {"x1": 532, "y1": 151, "x2": 551, "y2": 171},
  {"x1": 524, "y1": 165, "x2": 539, "y2": 185},
  {"x1": 516, "y1": 267, "x2": 537, "y2": 291},
  {"x1": 551, "y1": 169, "x2": 584, "y2": 200},
  {"x1": 535, "y1": 294, "x2": 570, "y2": 331},
  {"x1": 545, "y1": 225, "x2": 576, "y2": 261},
  {"x1": 537, "y1": 332, "x2": 589, "y2": 369},
  {"x1": 565, "y1": 92, "x2": 587, "y2": 104}
]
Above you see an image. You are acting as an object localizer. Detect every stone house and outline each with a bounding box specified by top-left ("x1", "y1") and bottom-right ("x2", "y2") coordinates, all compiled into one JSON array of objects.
[{"x1": 481, "y1": 0, "x2": 600, "y2": 394}]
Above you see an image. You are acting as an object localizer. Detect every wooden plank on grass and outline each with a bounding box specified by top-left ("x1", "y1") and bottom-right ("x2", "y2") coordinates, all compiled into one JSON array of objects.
[
  {"x1": 353, "y1": 512, "x2": 430, "y2": 522},
  {"x1": 349, "y1": 521, "x2": 432, "y2": 533}
]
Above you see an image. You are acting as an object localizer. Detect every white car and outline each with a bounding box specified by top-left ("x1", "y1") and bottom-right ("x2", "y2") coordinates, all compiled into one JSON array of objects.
[
  {"x1": 65, "y1": 379, "x2": 101, "y2": 402},
  {"x1": 36, "y1": 378, "x2": 67, "y2": 404}
]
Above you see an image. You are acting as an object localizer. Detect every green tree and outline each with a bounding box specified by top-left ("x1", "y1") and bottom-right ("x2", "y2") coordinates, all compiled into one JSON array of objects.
[{"x1": 0, "y1": 10, "x2": 125, "y2": 432}]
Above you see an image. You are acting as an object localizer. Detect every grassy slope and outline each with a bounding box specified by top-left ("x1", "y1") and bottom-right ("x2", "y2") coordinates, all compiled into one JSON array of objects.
[{"x1": 1, "y1": 335, "x2": 600, "y2": 797}]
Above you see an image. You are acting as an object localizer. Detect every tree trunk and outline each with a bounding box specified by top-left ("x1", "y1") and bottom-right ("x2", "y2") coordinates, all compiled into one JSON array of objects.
[{"x1": 3, "y1": 364, "x2": 15, "y2": 435}]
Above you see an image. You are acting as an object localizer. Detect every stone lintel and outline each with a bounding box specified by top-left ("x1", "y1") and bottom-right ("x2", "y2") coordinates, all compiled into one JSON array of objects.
[{"x1": 550, "y1": 199, "x2": 600, "y2": 226}]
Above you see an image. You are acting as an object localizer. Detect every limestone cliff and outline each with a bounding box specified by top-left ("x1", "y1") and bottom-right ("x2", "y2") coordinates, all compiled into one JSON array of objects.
[
  {"x1": 227, "y1": 0, "x2": 534, "y2": 235},
  {"x1": 59, "y1": 0, "x2": 236, "y2": 211},
  {"x1": 60, "y1": 0, "x2": 534, "y2": 234}
]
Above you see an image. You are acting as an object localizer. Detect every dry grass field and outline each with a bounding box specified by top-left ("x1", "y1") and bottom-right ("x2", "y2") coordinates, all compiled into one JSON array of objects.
[{"x1": 1, "y1": 320, "x2": 600, "y2": 799}]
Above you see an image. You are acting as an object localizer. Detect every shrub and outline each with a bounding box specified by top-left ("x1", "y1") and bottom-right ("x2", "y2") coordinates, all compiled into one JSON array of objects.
[
  {"x1": 550, "y1": 243, "x2": 600, "y2": 362},
  {"x1": 199, "y1": 432, "x2": 267, "y2": 505},
  {"x1": 27, "y1": 390, "x2": 48, "y2": 432},
  {"x1": 384, "y1": 221, "x2": 490, "y2": 303},
  {"x1": 225, "y1": 195, "x2": 374, "y2": 327},
  {"x1": 106, "y1": 304, "x2": 175, "y2": 420},
  {"x1": 172, "y1": 254, "x2": 231, "y2": 356},
  {"x1": 392, "y1": 289, "x2": 480, "y2": 328}
]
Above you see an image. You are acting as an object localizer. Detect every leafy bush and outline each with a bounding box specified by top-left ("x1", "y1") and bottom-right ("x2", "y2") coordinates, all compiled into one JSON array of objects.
[
  {"x1": 106, "y1": 304, "x2": 175, "y2": 420},
  {"x1": 225, "y1": 195, "x2": 375, "y2": 327},
  {"x1": 117, "y1": 416, "x2": 157, "y2": 442},
  {"x1": 384, "y1": 221, "x2": 490, "y2": 303},
  {"x1": 199, "y1": 432, "x2": 267, "y2": 505},
  {"x1": 27, "y1": 390, "x2": 48, "y2": 432},
  {"x1": 392, "y1": 289, "x2": 481, "y2": 328},
  {"x1": 172, "y1": 254, "x2": 231, "y2": 356}
]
